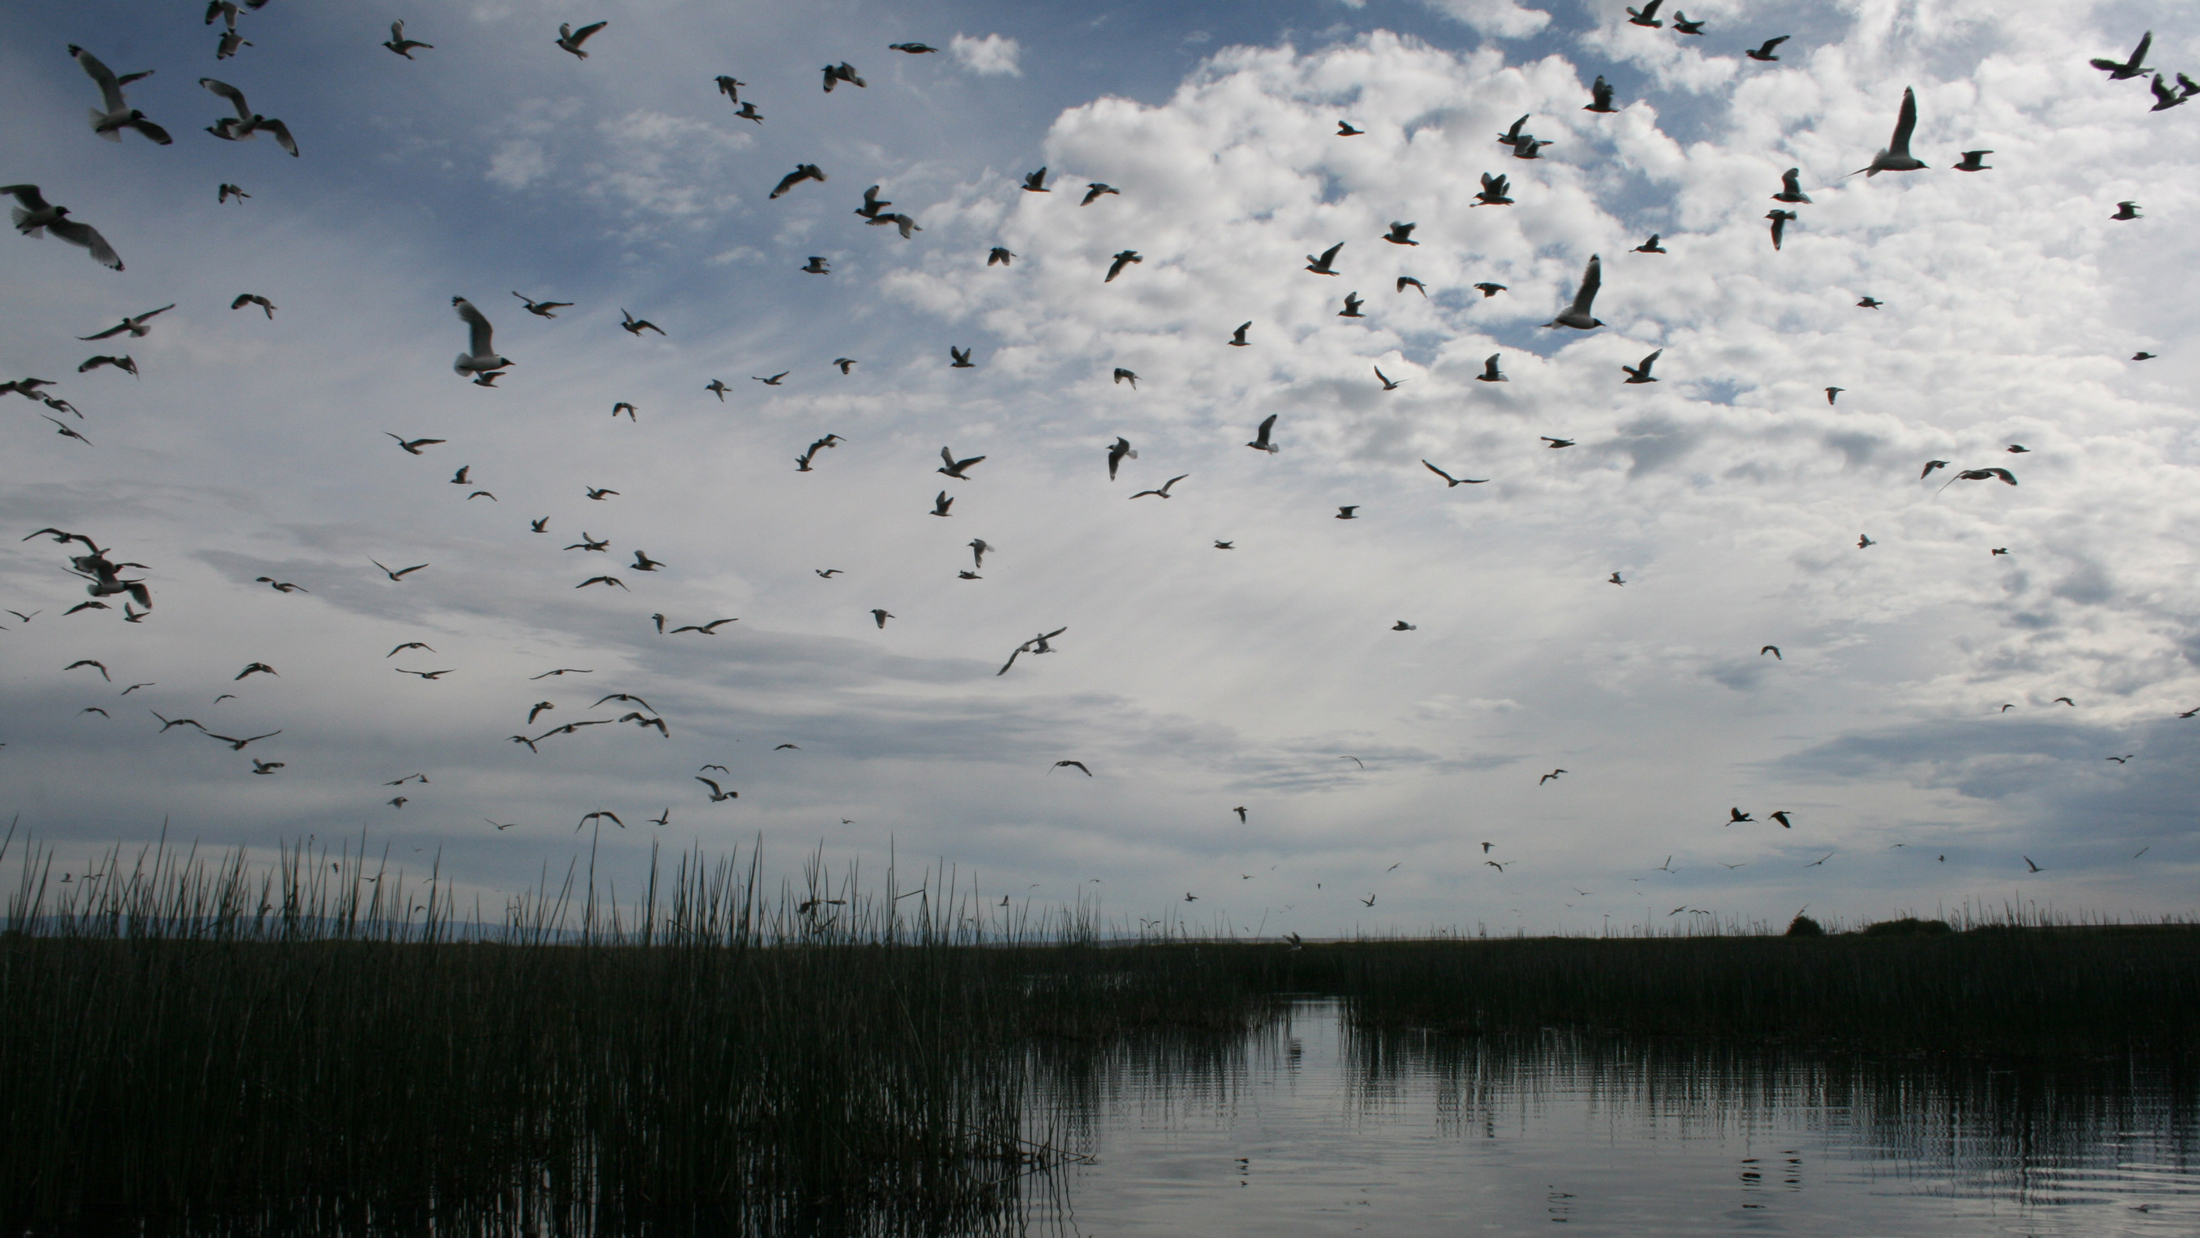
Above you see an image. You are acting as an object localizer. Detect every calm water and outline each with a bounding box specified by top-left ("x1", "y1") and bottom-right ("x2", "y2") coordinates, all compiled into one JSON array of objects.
[{"x1": 1029, "y1": 1001, "x2": 2198, "y2": 1237}]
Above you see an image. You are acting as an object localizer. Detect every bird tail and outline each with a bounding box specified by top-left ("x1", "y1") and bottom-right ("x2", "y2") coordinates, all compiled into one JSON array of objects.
[
  {"x1": 92, "y1": 109, "x2": 122, "y2": 140},
  {"x1": 11, "y1": 207, "x2": 39, "y2": 235}
]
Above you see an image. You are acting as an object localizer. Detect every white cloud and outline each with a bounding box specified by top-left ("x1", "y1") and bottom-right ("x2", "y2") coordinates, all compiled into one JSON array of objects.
[
  {"x1": 1418, "y1": 0, "x2": 1552, "y2": 39},
  {"x1": 5, "y1": 3, "x2": 2197, "y2": 935},
  {"x1": 950, "y1": 32, "x2": 1023, "y2": 77}
]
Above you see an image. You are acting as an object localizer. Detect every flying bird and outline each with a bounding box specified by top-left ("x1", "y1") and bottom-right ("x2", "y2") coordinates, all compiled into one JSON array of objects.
[
  {"x1": 79, "y1": 305, "x2": 174, "y2": 341},
  {"x1": 1772, "y1": 167, "x2": 1812, "y2": 204},
  {"x1": 385, "y1": 434, "x2": 444, "y2": 454},
  {"x1": 889, "y1": 42, "x2": 937, "y2": 53},
  {"x1": 69, "y1": 45, "x2": 172, "y2": 145},
  {"x1": 2, "y1": 185, "x2": 124, "y2": 270},
  {"x1": 671, "y1": 618, "x2": 736, "y2": 634},
  {"x1": 1625, "y1": 0, "x2": 1663, "y2": 26},
  {"x1": 1336, "y1": 120, "x2": 1363, "y2": 136},
  {"x1": 1622, "y1": 349, "x2": 1662, "y2": 383},
  {"x1": 204, "y1": 729, "x2": 280, "y2": 750},
  {"x1": 1247, "y1": 414, "x2": 1279, "y2": 454},
  {"x1": 2022, "y1": 855, "x2": 2043, "y2": 873},
  {"x1": 77, "y1": 355, "x2": 136, "y2": 375},
  {"x1": 769, "y1": 163, "x2": 828, "y2": 200},
  {"x1": 1334, "y1": 506, "x2": 1359, "y2": 520},
  {"x1": 1422, "y1": 461, "x2": 1486, "y2": 487},
  {"x1": 871, "y1": 608, "x2": 895, "y2": 629},
  {"x1": 230, "y1": 293, "x2": 275, "y2": 318},
  {"x1": 1080, "y1": 183, "x2": 1120, "y2": 206},
  {"x1": 1304, "y1": 242, "x2": 1343, "y2": 275},
  {"x1": 584, "y1": 486, "x2": 618, "y2": 500},
  {"x1": 1373, "y1": 366, "x2": 1402, "y2": 390},
  {"x1": 1392, "y1": 620, "x2": 1416, "y2": 631},
  {"x1": 65, "y1": 659, "x2": 111, "y2": 681},
  {"x1": 1382, "y1": 221, "x2": 1418, "y2": 245},
  {"x1": 199, "y1": 78, "x2": 297, "y2": 156},
  {"x1": 450, "y1": 297, "x2": 511, "y2": 382},
  {"x1": 1337, "y1": 291, "x2": 1365, "y2": 318},
  {"x1": 1584, "y1": 76, "x2": 1618, "y2": 113},
  {"x1": 1608, "y1": 572, "x2": 1625, "y2": 585},
  {"x1": 968, "y1": 539, "x2": 992, "y2": 569},
  {"x1": 695, "y1": 777, "x2": 738, "y2": 802},
  {"x1": 383, "y1": 21, "x2": 433, "y2": 58},
  {"x1": 1769, "y1": 811, "x2": 1793, "y2": 828},
  {"x1": 998, "y1": 626, "x2": 1068, "y2": 675},
  {"x1": 1476, "y1": 353, "x2": 1507, "y2": 382},
  {"x1": 1544, "y1": 254, "x2": 1604, "y2": 329},
  {"x1": 254, "y1": 577, "x2": 305, "y2": 593},
  {"x1": 1022, "y1": 168, "x2": 1050, "y2": 192},
  {"x1": 1766, "y1": 210, "x2": 1796, "y2": 250},
  {"x1": 1857, "y1": 296, "x2": 1884, "y2": 308},
  {"x1": 512, "y1": 292, "x2": 571, "y2": 317},
  {"x1": 1396, "y1": 276, "x2": 1427, "y2": 296},
  {"x1": 1825, "y1": 387, "x2": 1843, "y2": 405},
  {"x1": 930, "y1": 491, "x2": 954, "y2": 517},
  {"x1": 1473, "y1": 282, "x2": 1507, "y2": 297},
  {"x1": 821, "y1": 62, "x2": 865, "y2": 91},
  {"x1": 1104, "y1": 250, "x2": 1142, "y2": 282},
  {"x1": 2150, "y1": 74, "x2": 2192, "y2": 111},
  {"x1": 1672, "y1": 13, "x2": 1706, "y2": 34},
  {"x1": 950, "y1": 347, "x2": 973, "y2": 368},
  {"x1": 1541, "y1": 436, "x2": 1576, "y2": 449},
  {"x1": 1540, "y1": 769, "x2": 1566, "y2": 784},
  {"x1": 1130, "y1": 474, "x2": 1187, "y2": 500},
  {"x1": 370, "y1": 559, "x2": 426, "y2": 581},
  {"x1": 1953, "y1": 150, "x2": 1992, "y2": 171},
  {"x1": 1472, "y1": 173, "x2": 1513, "y2": 207},
  {"x1": 1107, "y1": 436, "x2": 1138, "y2": 480},
  {"x1": 1112, "y1": 368, "x2": 1139, "y2": 388},
  {"x1": 1851, "y1": 87, "x2": 1927, "y2": 177},
  {"x1": 1228, "y1": 322, "x2": 1251, "y2": 346},
  {"x1": 2090, "y1": 30, "x2": 2152, "y2": 80},
  {"x1": 938, "y1": 447, "x2": 985, "y2": 478},
  {"x1": 1761, "y1": 645, "x2": 1782, "y2": 659},
  {"x1": 555, "y1": 21, "x2": 607, "y2": 58},
  {"x1": 1858, "y1": 535, "x2": 1874, "y2": 548},
  {"x1": 988, "y1": 247, "x2": 1015, "y2": 266},
  {"x1": 1052, "y1": 760, "x2": 1093, "y2": 776},
  {"x1": 394, "y1": 667, "x2": 454, "y2": 680},
  {"x1": 1633, "y1": 234, "x2": 1665, "y2": 253},
  {"x1": 1938, "y1": 467, "x2": 2017, "y2": 492},
  {"x1": 619, "y1": 309, "x2": 664, "y2": 336},
  {"x1": 1745, "y1": 36, "x2": 1790, "y2": 61},
  {"x1": 2110, "y1": 201, "x2": 2141, "y2": 220}
]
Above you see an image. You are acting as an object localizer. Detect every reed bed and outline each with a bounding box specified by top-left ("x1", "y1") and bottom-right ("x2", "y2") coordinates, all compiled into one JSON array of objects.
[
  {"x1": 1260, "y1": 924, "x2": 2200, "y2": 1049},
  {"x1": 0, "y1": 827, "x2": 1277, "y2": 1238},
  {"x1": 5, "y1": 824, "x2": 2191, "y2": 1235}
]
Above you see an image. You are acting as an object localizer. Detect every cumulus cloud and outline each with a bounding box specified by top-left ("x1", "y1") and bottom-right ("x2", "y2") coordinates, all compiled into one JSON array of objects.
[{"x1": 950, "y1": 33, "x2": 1022, "y2": 76}]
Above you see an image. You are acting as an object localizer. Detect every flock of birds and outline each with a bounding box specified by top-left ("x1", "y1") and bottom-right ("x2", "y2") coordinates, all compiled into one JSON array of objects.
[{"x1": 6, "y1": 6, "x2": 2190, "y2": 926}]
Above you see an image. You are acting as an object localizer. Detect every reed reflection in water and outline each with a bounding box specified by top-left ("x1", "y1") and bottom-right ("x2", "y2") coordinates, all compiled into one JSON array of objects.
[{"x1": 1040, "y1": 999, "x2": 2199, "y2": 1237}]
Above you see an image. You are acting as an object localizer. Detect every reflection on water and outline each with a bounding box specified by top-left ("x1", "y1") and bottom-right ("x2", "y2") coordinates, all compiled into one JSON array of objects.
[{"x1": 1034, "y1": 1000, "x2": 2198, "y2": 1236}]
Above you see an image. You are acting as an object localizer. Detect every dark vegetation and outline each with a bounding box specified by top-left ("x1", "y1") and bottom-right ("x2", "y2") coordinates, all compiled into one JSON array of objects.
[{"x1": 3, "y1": 827, "x2": 2193, "y2": 1236}]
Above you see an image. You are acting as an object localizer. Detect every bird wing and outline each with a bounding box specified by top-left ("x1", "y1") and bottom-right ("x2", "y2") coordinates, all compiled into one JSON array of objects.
[
  {"x1": 1317, "y1": 242, "x2": 1342, "y2": 265},
  {"x1": 1888, "y1": 86, "x2": 1917, "y2": 156},
  {"x1": 1423, "y1": 460, "x2": 1453, "y2": 482},
  {"x1": 695, "y1": 777, "x2": 722, "y2": 794},
  {"x1": 1256, "y1": 413, "x2": 1276, "y2": 441},
  {"x1": 73, "y1": 46, "x2": 127, "y2": 112},
  {"x1": 2130, "y1": 31, "x2": 2152, "y2": 67},
  {"x1": 50, "y1": 220, "x2": 122, "y2": 270},
  {"x1": 571, "y1": 21, "x2": 606, "y2": 44},
  {"x1": 453, "y1": 298, "x2": 494, "y2": 356},
  {"x1": 1570, "y1": 254, "x2": 1601, "y2": 314},
  {"x1": 199, "y1": 77, "x2": 251, "y2": 121}
]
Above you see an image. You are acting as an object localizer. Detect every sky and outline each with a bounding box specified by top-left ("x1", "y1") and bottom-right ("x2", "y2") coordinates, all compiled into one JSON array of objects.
[{"x1": 1, "y1": 0, "x2": 2195, "y2": 938}]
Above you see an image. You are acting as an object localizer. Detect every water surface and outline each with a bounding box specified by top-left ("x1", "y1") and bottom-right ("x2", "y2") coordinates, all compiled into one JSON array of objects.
[{"x1": 1035, "y1": 1001, "x2": 2197, "y2": 1237}]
